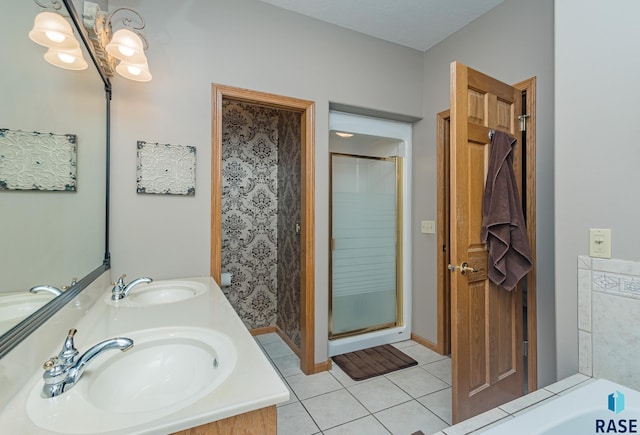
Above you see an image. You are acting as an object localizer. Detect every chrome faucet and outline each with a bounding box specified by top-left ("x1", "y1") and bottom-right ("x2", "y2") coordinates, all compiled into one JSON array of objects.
[
  {"x1": 111, "y1": 273, "x2": 153, "y2": 300},
  {"x1": 41, "y1": 329, "x2": 133, "y2": 398},
  {"x1": 29, "y1": 285, "x2": 63, "y2": 296},
  {"x1": 30, "y1": 278, "x2": 78, "y2": 296},
  {"x1": 61, "y1": 277, "x2": 78, "y2": 291}
]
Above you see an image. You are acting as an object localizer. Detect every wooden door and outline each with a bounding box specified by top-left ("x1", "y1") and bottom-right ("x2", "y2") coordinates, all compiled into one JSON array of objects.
[{"x1": 449, "y1": 61, "x2": 525, "y2": 423}]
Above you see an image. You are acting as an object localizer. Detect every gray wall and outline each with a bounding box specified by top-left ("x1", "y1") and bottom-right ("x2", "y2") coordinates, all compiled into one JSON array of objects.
[
  {"x1": 414, "y1": 0, "x2": 556, "y2": 387},
  {"x1": 108, "y1": 0, "x2": 636, "y2": 388},
  {"x1": 555, "y1": 0, "x2": 640, "y2": 379},
  {"x1": 1, "y1": 1, "x2": 106, "y2": 293},
  {"x1": 108, "y1": 0, "x2": 424, "y2": 364}
]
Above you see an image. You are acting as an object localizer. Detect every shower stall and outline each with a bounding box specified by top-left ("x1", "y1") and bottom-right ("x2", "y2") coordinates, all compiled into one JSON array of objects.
[{"x1": 328, "y1": 111, "x2": 412, "y2": 357}]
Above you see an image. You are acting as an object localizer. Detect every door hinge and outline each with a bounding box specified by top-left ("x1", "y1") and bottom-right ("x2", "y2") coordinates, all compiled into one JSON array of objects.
[
  {"x1": 523, "y1": 340, "x2": 529, "y2": 357},
  {"x1": 519, "y1": 114, "x2": 531, "y2": 132}
]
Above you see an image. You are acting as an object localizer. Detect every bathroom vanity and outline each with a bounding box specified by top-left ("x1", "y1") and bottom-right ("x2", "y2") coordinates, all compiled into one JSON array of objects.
[{"x1": 0, "y1": 276, "x2": 289, "y2": 434}]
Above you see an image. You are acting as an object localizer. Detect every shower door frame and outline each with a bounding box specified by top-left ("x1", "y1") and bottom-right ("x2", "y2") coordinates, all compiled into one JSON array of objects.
[
  {"x1": 211, "y1": 84, "x2": 317, "y2": 375},
  {"x1": 327, "y1": 111, "x2": 413, "y2": 357},
  {"x1": 329, "y1": 153, "x2": 404, "y2": 339}
]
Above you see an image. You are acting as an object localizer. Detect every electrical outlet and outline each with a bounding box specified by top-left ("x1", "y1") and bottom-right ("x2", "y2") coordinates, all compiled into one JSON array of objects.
[
  {"x1": 421, "y1": 220, "x2": 436, "y2": 234},
  {"x1": 589, "y1": 228, "x2": 611, "y2": 259}
]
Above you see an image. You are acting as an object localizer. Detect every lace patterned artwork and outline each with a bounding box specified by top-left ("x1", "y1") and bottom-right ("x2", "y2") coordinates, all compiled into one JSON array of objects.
[
  {"x1": 136, "y1": 141, "x2": 196, "y2": 195},
  {"x1": 0, "y1": 129, "x2": 77, "y2": 191}
]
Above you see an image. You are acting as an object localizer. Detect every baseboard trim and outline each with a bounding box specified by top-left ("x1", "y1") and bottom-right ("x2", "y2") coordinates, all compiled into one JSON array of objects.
[
  {"x1": 250, "y1": 326, "x2": 277, "y2": 336},
  {"x1": 313, "y1": 359, "x2": 332, "y2": 373},
  {"x1": 275, "y1": 326, "x2": 301, "y2": 358},
  {"x1": 410, "y1": 333, "x2": 443, "y2": 354},
  {"x1": 250, "y1": 326, "x2": 331, "y2": 373}
]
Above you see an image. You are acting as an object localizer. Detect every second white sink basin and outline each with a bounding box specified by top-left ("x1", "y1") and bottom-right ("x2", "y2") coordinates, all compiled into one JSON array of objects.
[
  {"x1": 0, "y1": 293, "x2": 54, "y2": 335},
  {"x1": 26, "y1": 326, "x2": 237, "y2": 434},
  {"x1": 0, "y1": 293, "x2": 54, "y2": 322},
  {"x1": 105, "y1": 280, "x2": 208, "y2": 307}
]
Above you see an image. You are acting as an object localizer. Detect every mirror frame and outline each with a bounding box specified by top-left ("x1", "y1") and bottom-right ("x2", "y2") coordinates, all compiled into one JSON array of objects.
[{"x1": 0, "y1": 0, "x2": 111, "y2": 359}]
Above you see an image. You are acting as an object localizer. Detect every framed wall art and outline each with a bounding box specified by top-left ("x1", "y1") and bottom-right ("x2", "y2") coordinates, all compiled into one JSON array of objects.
[
  {"x1": 0, "y1": 129, "x2": 77, "y2": 191},
  {"x1": 136, "y1": 141, "x2": 196, "y2": 195}
]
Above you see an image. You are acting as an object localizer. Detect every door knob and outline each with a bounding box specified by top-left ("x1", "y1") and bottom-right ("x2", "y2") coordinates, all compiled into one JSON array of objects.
[
  {"x1": 447, "y1": 262, "x2": 478, "y2": 275},
  {"x1": 459, "y1": 262, "x2": 477, "y2": 275}
]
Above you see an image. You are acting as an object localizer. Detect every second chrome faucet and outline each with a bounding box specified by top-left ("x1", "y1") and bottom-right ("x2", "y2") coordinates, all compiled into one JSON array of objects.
[{"x1": 111, "y1": 274, "x2": 153, "y2": 300}]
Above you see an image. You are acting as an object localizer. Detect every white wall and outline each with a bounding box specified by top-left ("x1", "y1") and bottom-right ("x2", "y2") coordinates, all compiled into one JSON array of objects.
[
  {"x1": 414, "y1": 0, "x2": 556, "y2": 387},
  {"x1": 555, "y1": 0, "x2": 640, "y2": 379},
  {"x1": 108, "y1": 0, "x2": 424, "y2": 364}
]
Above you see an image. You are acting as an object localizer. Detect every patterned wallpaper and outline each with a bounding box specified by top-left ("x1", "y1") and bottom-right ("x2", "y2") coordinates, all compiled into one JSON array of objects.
[
  {"x1": 221, "y1": 100, "x2": 301, "y2": 349},
  {"x1": 277, "y1": 110, "x2": 302, "y2": 348}
]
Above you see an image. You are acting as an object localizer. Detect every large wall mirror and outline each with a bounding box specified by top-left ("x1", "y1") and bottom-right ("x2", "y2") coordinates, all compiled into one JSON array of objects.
[{"x1": 0, "y1": 0, "x2": 109, "y2": 356}]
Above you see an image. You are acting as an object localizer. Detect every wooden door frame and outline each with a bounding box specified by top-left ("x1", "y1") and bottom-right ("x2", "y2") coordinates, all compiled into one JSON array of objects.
[
  {"x1": 436, "y1": 77, "x2": 538, "y2": 390},
  {"x1": 211, "y1": 84, "x2": 316, "y2": 375},
  {"x1": 436, "y1": 110, "x2": 451, "y2": 356}
]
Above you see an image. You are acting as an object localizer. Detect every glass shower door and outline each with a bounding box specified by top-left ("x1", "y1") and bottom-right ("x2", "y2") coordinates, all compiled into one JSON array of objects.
[{"x1": 330, "y1": 153, "x2": 402, "y2": 338}]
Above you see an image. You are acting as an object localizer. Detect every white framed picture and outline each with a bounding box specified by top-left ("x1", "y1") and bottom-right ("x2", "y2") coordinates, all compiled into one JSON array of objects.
[
  {"x1": 136, "y1": 141, "x2": 196, "y2": 196},
  {"x1": 0, "y1": 129, "x2": 77, "y2": 191}
]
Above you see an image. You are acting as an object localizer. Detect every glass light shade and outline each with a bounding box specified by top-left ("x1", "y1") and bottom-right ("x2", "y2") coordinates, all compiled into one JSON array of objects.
[
  {"x1": 44, "y1": 47, "x2": 88, "y2": 71},
  {"x1": 29, "y1": 12, "x2": 78, "y2": 50},
  {"x1": 335, "y1": 132, "x2": 354, "y2": 138},
  {"x1": 105, "y1": 29, "x2": 147, "y2": 64},
  {"x1": 115, "y1": 60, "x2": 152, "y2": 82}
]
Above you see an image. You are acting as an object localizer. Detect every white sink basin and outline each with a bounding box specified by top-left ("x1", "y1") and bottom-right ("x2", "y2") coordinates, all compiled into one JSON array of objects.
[
  {"x1": 105, "y1": 280, "x2": 208, "y2": 307},
  {"x1": 0, "y1": 293, "x2": 54, "y2": 334},
  {"x1": 26, "y1": 326, "x2": 237, "y2": 434}
]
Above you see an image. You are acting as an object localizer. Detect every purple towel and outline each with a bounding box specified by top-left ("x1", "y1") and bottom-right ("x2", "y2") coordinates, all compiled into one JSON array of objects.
[{"x1": 480, "y1": 130, "x2": 532, "y2": 291}]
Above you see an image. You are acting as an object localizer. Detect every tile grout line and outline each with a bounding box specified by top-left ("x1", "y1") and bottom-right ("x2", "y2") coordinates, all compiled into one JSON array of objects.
[{"x1": 258, "y1": 335, "x2": 454, "y2": 434}]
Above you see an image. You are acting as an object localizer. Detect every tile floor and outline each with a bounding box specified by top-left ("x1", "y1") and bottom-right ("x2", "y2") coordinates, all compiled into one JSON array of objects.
[{"x1": 254, "y1": 333, "x2": 452, "y2": 435}]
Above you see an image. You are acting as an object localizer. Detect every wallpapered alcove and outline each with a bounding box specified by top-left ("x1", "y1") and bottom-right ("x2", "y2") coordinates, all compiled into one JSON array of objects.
[{"x1": 221, "y1": 100, "x2": 302, "y2": 348}]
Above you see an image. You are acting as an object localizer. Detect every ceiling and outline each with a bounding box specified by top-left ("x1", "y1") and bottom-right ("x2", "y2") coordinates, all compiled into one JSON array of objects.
[{"x1": 257, "y1": 0, "x2": 504, "y2": 52}]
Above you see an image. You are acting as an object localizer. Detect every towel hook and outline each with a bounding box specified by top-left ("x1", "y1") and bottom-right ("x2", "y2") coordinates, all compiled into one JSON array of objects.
[{"x1": 488, "y1": 129, "x2": 495, "y2": 140}]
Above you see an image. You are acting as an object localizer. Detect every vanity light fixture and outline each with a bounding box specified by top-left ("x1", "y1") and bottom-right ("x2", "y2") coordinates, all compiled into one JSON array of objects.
[
  {"x1": 44, "y1": 46, "x2": 89, "y2": 70},
  {"x1": 106, "y1": 28, "x2": 147, "y2": 64},
  {"x1": 28, "y1": 9, "x2": 88, "y2": 71},
  {"x1": 83, "y1": 2, "x2": 152, "y2": 82},
  {"x1": 29, "y1": 11, "x2": 77, "y2": 50},
  {"x1": 335, "y1": 132, "x2": 354, "y2": 138},
  {"x1": 28, "y1": 1, "x2": 152, "y2": 82},
  {"x1": 115, "y1": 60, "x2": 152, "y2": 82}
]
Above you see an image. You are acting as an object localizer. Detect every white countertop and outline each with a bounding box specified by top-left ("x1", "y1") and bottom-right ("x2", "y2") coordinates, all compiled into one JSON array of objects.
[{"x1": 0, "y1": 276, "x2": 289, "y2": 434}]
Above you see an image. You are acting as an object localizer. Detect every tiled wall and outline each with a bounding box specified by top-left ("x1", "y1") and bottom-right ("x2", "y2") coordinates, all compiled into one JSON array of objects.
[{"x1": 578, "y1": 256, "x2": 640, "y2": 389}]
